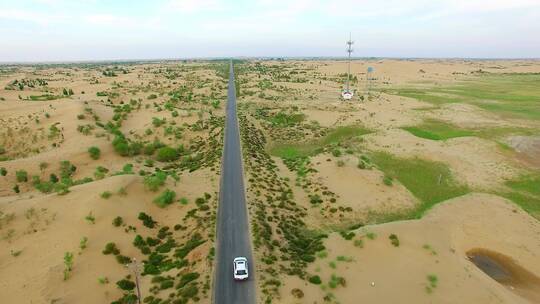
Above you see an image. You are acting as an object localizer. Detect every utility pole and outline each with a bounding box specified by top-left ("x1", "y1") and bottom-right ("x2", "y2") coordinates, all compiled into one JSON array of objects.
[{"x1": 126, "y1": 258, "x2": 144, "y2": 304}]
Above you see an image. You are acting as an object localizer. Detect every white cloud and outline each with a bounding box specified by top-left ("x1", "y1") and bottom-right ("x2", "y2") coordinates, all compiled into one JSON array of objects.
[{"x1": 165, "y1": 0, "x2": 224, "y2": 13}]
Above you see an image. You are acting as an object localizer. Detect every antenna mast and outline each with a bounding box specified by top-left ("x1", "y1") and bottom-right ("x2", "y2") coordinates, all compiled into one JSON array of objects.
[{"x1": 346, "y1": 33, "x2": 354, "y2": 92}]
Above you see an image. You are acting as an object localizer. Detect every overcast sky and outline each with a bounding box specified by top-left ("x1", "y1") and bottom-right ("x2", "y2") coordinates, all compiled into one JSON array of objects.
[{"x1": 0, "y1": 0, "x2": 539, "y2": 62}]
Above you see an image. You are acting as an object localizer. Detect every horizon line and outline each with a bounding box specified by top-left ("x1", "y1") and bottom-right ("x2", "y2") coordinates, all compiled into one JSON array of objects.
[{"x1": 1, "y1": 56, "x2": 539, "y2": 66}]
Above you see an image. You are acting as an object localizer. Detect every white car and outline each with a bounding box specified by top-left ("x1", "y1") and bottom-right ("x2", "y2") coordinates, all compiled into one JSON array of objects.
[{"x1": 233, "y1": 257, "x2": 249, "y2": 281}]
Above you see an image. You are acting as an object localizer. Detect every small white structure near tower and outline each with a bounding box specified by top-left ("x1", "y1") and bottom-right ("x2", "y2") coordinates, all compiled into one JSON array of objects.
[{"x1": 341, "y1": 34, "x2": 354, "y2": 100}]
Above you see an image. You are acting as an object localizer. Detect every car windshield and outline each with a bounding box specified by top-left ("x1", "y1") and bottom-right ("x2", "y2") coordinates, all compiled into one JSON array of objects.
[{"x1": 236, "y1": 270, "x2": 247, "y2": 275}]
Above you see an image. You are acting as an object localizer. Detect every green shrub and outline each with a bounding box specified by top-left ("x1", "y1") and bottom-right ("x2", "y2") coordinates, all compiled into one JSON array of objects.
[
  {"x1": 389, "y1": 234, "x2": 400, "y2": 247},
  {"x1": 116, "y1": 279, "x2": 136, "y2": 291},
  {"x1": 63, "y1": 252, "x2": 74, "y2": 280},
  {"x1": 1, "y1": 167, "x2": 7, "y2": 176},
  {"x1": 112, "y1": 216, "x2": 124, "y2": 227},
  {"x1": 383, "y1": 175, "x2": 393, "y2": 186},
  {"x1": 116, "y1": 254, "x2": 131, "y2": 264},
  {"x1": 13, "y1": 184, "x2": 20, "y2": 193},
  {"x1": 15, "y1": 170, "x2": 28, "y2": 182},
  {"x1": 102, "y1": 242, "x2": 120, "y2": 255},
  {"x1": 143, "y1": 171, "x2": 167, "y2": 192},
  {"x1": 154, "y1": 189, "x2": 176, "y2": 208},
  {"x1": 308, "y1": 275, "x2": 322, "y2": 284},
  {"x1": 88, "y1": 146, "x2": 101, "y2": 160},
  {"x1": 138, "y1": 212, "x2": 157, "y2": 228},
  {"x1": 156, "y1": 146, "x2": 178, "y2": 162},
  {"x1": 101, "y1": 191, "x2": 112, "y2": 199}
]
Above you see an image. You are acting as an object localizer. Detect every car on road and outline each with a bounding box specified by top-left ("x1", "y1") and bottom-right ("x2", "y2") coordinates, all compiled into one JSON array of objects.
[{"x1": 233, "y1": 257, "x2": 249, "y2": 281}]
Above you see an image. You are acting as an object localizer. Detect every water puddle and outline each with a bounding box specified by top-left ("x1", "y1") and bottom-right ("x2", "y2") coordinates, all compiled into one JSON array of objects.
[{"x1": 467, "y1": 248, "x2": 540, "y2": 302}]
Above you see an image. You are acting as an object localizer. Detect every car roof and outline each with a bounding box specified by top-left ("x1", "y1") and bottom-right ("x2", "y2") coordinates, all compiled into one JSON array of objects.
[{"x1": 233, "y1": 257, "x2": 247, "y2": 262}]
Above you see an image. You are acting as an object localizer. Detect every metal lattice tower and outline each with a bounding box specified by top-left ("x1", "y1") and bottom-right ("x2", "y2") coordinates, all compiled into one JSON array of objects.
[{"x1": 346, "y1": 33, "x2": 354, "y2": 92}]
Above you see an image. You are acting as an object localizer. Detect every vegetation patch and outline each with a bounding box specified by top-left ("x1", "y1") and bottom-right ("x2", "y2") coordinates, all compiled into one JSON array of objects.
[{"x1": 370, "y1": 152, "x2": 469, "y2": 220}]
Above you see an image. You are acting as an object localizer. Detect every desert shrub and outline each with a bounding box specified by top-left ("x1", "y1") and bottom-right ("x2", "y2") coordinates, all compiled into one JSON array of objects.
[
  {"x1": 309, "y1": 194, "x2": 322, "y2": 205},
  {"x1": 138, "y1": 212, "x2": 157, "y2": 228},
  {"x1": 174, "y1": 233, "x2": 205, "y2": 259},
  {"x1": 15, "y1": 170, "x2": 28, "y2": 182},
  {"x1": 80, "y1": 237, "x2": 88, "y2": 250},
  {"x1": 143, "y1": 172, "x2": 167, "y2": 192},
  {"x1": 156, "y1": 146, "x2": 178, "y2": 162},
  {"x1": 50, "y1": 173, "x2": 58, "y2": 183},
  {"x1": 13, "y1": 185, "x2": 20, "y2": 193},
  {"x1": 177, "y1": 272, "x2": 200, "y2": 289},
  {"x1": 308, "y1": 275, "x2": 322, "y2": 284},
  {"x1": 116, "y1": 279, "x2": 136, "y2": 291},
  {"x1": 160, "y1": 280, "x2": 174, "y2": 290},
  {"x1": 337, "y1": 160, "x2": 345, "y2": 167},
  {"x1": 116, "y1": 254, "x2": 131, "y2": 264},
  {"x1": 147, "y1": 94, "x2": 157, "y2": 100},
  {"x1": 366, "y1": 232, "x2": 377, "y2": 240},
  {"x1": 354, "y1": 239, "x2": 364, "y2": 248},
  {"x1": 101, "y1": 191, "x2": 112, "y2": 199},
  {"x1": 0, "y1": 167, "x2": 7, "y2": 176},
  {"x1": 103, "y1": 242, "x2": 120, "y2": 255},
  {"x1": 112, "y1": 216, "x2": 124, "y2": 227},
  {"x1": 291, "y1": 288, "x2": 304, "y2": 298},
  {"x1": 389, "y1": 234, "x2": 400, "y2": 247},
  {"x1": 331, "y1": 148, "x2": 342, "y2": 157},
  {"x1": 383, "y1": 175, "x2": 393, "y2": 186},
  {"x1": 180, "y1": 284, "x2": 198, "y2": 298},
  {"x1": 85, "y1": 212, "x2": 95, "y2": 224},
  {"x1": 59, "y1": 160, "x2": 76, "y2": 179},
  {"x1": 88, "y1": 146, "x2": 101, "y2": 160},
  {"x1": 339, "y1": 231, "x2": 355, "y2": 240},
  {"x1": 35, "y1": 181, "x2": 54, "y2": 193},
  {"x1": 63, "y1": 252, "x2": 74, "y2": 280}
]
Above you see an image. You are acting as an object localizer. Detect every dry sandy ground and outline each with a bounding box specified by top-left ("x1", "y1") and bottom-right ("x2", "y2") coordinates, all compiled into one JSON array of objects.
[
  {"x1": 0, "y1": 61, "x2": 224, "y2": 303},
  {"x1": 238, "y1": 59, "x2": 540, "y2": 303},
  {"x1": 278, "y1": 193, "x2": 540, "y2": 304},
  {"x1": 0, "y1": 170, "x2": 217, "y2": 303}
]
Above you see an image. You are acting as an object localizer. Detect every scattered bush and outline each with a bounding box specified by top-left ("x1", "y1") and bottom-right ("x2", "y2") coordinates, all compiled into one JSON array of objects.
[
  {"x1": 154, "y1": 189, "x2": 176, "y2": 208},
  {"x1": 143, "y1": 172, "x2": 167, "y2": 192},
  {"x1": 308, "y1": 275, "x2": 322, "y2": 284},
  {"x1": 63, "y1": 252, "x2": 74, "y2": 280},
  {"x1": 116, "y1": 279, "x2": 136, "y2": 291},
  {"x1": 389, "y1": 234, "x2": 400, "y2": 247},
  {"x1": 101, "y1": 191, "x2": 112, "y2": 199},
  {"x1": 112, "y1": 216, "x2": 124, "y2": 227},
  {"x1": 85, "y1": 212, "x2": 95, "y2": 224},
  {"x1": 102, "y1": 242, "x2": 120, "y2": 255},
  {"x1": 16, "y1": 170, "x2": 28, "y2": 182},
  {"x1": 156, "y1": 146, "x2": 178, "y2": 162},
  {"x1": 383, "y1": 175, "x2": 393, "y2": 186},
  {"x1": 138, "y1": 212, "x2": 157, "y2": 228},
  {"x1": 0, "y1": 167, "x2": 7, "y2": 176},
  {"x1": 88, "y1": 146, "x2": 101, "y2": 160},
  {"x1": 291, "y1": 288, "x2": 304, "y2": 298}
]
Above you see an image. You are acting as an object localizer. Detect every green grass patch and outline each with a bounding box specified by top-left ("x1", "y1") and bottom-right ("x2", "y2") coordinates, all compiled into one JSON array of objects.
[
  {"x1": 402, "y1": 120, "x2": 474, "y2": 140},
  {"x1": 371, "y1": 152, "x2": 469, "y2": 219},
  {"x1": 403, "y1": 119, "x2": 538, "y2": 142},
  {"x1": 500, "y1": 173, "x2": 540, "y2": 219},
  {"x1": 270, "y1": 125, "x2": 371, "y2": 158},
  {"x1": 385, "y1": 73, "x2": 540, "y2": 121}
]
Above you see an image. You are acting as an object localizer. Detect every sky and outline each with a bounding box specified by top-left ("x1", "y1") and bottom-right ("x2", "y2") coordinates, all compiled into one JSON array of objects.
[{"x1": 0, "y1": 0, "x2": 539, "y2": 62}]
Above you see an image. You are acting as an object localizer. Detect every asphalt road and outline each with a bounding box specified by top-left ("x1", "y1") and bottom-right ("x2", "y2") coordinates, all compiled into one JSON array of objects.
[{"x1": 213, "y1": 62, "x2": 256, "y2": 304}]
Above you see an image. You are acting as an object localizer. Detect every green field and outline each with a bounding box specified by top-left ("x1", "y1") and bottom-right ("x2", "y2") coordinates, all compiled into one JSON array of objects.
[
  {"x1": 370, "y1": 152, "x2": 470, "y2": 220},
  {"x1": 402, "y1": 120, "x2": 474, "y2": 140},
  {"x1": 501, "y1": 173, "x2": 540, "y2": 219},
  {"x1": 385, "y1": 73, "x2": 540, "y2": 120},
  {"x1": 269, "y1": 126, "x2": 371, "y2": 159},
  {"x1": 402, "y1": 119, "x2": 537, "y2": 141}
]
